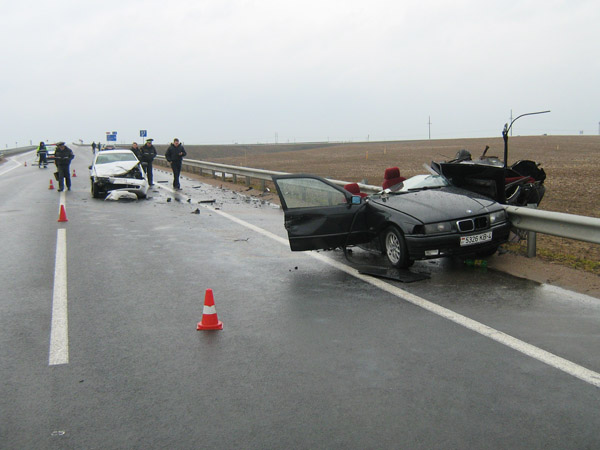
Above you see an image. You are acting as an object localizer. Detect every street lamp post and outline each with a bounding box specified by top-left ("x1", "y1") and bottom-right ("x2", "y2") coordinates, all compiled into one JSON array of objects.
[{"x1": 502, "y1": 110, "x2": 550, "y2": 169}]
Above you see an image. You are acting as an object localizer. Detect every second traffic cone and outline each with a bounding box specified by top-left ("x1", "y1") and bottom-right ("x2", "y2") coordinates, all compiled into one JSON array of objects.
[
  {"x1": 58, "y1": 204, "x2": 68, "y2": 223},
  {"x1": 49, "y1": 179, "x2": 54, "y2": 190},
  {"x1": 197, "y1": 289, "x2": 223, "y2": 330},
  {"x1": 72, "y1": 169, "x2": 77, "y2": 177}
]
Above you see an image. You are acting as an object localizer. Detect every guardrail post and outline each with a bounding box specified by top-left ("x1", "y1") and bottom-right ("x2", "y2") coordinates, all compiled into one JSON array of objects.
[
  {"x1": 526, "y1": 204, "x2": 537, "y2": 258},
  {"x1": 246, "y1": 176, "x2": 251, "y2": 187},
  {"x1": 260, "y1": 179, "x2": 266, "y2": 191}
]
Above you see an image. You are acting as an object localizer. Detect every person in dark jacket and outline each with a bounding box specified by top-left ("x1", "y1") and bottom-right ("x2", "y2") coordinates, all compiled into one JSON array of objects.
[
  {"x1": 54, "y1": 142, "x2": 75, "y2": 191},
  {"x1": 37, "y1": 142, "x2": 48, "y2": 168},
  {"x1": 165, "y1": 138, "x2": 186, "y2": 190},
  {"x1": 130, "y1": 142, "x2": 141, "y2": 160},
  {"x1": 139, "y1": 139, "x2": 157, "y2": 185}
]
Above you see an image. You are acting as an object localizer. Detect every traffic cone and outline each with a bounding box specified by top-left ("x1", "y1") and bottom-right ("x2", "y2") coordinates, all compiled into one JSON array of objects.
[
  {"x1": 72, "y1": 169, "x2": 77, "y2": 177},
  {"x1": 58, "y1": 204, "x2": 68, "y2": 223},
  {"x1": 197, "y1": 289, "x2": 223, "y2": 330},
  {"x1": 49, "y1": 179, "x2": 55, "y2": 190}
]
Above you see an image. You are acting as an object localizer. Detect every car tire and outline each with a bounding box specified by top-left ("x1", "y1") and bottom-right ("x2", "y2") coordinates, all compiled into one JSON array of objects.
[
  {"x1": 91, "y1": 181, "x2": 101, "y2": 199},
  {"x1": 381, "y1": 226, "x2": 411, "y2": 268}
]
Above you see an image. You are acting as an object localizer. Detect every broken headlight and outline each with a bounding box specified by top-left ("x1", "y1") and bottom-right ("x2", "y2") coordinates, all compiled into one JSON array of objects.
[{"x1": 489, "y1": 210, "x2": 507, "y2": 224}]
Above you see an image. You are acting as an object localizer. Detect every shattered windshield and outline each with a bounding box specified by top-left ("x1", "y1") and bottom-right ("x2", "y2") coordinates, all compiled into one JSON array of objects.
[
  {"x1": 95, "y1": 152, "x2": 138, "y2": 164},
  {"x1": 398, "y1": 174, "x2": 448, "y2": 191}
]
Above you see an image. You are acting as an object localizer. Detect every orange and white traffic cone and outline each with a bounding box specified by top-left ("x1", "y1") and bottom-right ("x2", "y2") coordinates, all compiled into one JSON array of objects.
[
  {"x1": 197, "y1": 289, "x2": 223, "y2": 330},
  {"x1": 58, "y1": 204, "x2": 68, "y2": 223},
  {"x1": 49, "y1": 179, "x2": 55, "y2": 190}
]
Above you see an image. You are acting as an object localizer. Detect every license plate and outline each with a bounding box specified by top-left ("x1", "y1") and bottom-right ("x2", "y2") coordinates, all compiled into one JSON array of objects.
[{"x1": 460, "y1": 231, "x2": 492, "y2": 246}]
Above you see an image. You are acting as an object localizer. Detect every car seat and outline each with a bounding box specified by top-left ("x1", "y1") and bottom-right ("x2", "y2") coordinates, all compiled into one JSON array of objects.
[
  {"x1": 382, "y1": 167, "x2": 406, "y2": 190},
  {"x1": 344, "y1": 183, "x2": 368, "y2": 198}
]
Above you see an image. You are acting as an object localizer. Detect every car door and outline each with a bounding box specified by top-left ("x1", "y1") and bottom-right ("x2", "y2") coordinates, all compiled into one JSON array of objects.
[{"x1": 272, "y1": 174, "x2": 371, "y2": 251}]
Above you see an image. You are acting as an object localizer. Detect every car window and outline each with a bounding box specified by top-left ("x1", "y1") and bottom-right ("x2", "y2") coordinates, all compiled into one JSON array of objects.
[
  {"x1": 95, "y1": 153, "x2": 137, "y2": 164},
  {"x1": 277, "y1": 178, "x2": 347, "y2": 209}
]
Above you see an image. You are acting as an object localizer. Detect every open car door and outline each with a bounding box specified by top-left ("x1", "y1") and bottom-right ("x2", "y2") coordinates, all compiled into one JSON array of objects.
[{"x1": 272, "y1": 174, "x2": 371, "y2": 251}]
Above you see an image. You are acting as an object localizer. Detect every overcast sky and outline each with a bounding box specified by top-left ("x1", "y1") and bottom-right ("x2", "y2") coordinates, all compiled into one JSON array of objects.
[{"x1": 2, "y1": 0, "x2": 598, "y2": 147}]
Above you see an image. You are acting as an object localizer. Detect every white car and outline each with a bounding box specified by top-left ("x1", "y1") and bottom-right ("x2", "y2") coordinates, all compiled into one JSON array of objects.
[{"x1": 89, "y1": 149, "x2": 149, "y2": 199}]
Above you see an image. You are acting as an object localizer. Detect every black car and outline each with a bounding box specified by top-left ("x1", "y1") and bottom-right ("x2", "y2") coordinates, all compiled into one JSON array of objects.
[{"x1": 272, "y1": 174, "x2": 511, "y2": 268}]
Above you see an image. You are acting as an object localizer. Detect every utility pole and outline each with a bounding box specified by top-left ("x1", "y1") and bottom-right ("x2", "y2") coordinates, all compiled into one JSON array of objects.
[{"x1": 428, "y1": 116, "x2": 432, "y2": 140}]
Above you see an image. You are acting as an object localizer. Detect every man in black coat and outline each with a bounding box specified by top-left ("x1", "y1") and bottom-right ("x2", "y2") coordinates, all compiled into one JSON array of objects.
[
  {"x1": 139, "y1": 139, "x2": 157, "y2": 185},
  {"x1": 165, "y1": 138, "x2": 186, "y2": 190},
  {"x1": 54, "y1": 142, "x2": 75, "y2": 191}
]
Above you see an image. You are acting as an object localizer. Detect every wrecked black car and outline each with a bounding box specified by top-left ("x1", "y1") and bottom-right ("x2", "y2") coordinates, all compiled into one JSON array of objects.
[
  {"x1": 430, "y1": 112, "x2": 549, "y2": 207},
  {"x1": 272, "y1": 174, "x2": 510, "y2": 268},
  {"x1": 430, "y1": 146, "x2": 546, "y2": 207}
]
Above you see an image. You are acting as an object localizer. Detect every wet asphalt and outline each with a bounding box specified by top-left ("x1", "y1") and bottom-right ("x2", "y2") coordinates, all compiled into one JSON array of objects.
[{"x1": 1, "y1": 147, "x2": 599, "y2": 449}]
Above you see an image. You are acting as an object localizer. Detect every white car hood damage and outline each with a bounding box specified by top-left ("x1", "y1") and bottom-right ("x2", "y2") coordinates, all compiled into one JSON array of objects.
[{"x1": 93, "y1": 161, "x2": 140, "y2": 177}]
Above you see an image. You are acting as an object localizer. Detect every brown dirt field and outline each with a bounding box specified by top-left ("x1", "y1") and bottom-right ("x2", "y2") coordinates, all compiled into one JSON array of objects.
[{"x1": 158, "y1": 135, "x2": 600, "y2": 287}]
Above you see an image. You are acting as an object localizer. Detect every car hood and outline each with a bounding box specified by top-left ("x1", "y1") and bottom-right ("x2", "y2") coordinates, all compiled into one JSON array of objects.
[
  {"x1": 370, "y1": 187, "x2": 500, "y2": 223},
  {"x1": 93, "y1": 161, "x2": 140, "y2": 177}
]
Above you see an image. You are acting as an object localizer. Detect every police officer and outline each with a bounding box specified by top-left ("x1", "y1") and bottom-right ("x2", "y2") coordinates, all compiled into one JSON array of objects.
[
  {"x1": 165, "y1": 138, "x2": 186, "y2": 190},
  {"x1": 37, "y1": 141, "x2": 48, "y2": 168},
  {"x1": 140, "y1": 138, "x2": 157, "y2": 185},
  {"x1": 54, "y1": 142, "x2": 75, "y2": 191}
]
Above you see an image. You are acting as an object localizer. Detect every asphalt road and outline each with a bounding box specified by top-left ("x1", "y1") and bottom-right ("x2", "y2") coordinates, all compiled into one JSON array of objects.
[{"x1": 1, "y1": 146, "x2": 599, "y2": 449}]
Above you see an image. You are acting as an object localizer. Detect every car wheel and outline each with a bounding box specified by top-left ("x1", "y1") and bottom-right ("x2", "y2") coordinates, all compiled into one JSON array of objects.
[
  {"x1": 381, "y1": 226, "x2": 410, "y2": 268},
  {"x1": 91, "y1": 181, "x2": 101, "y2": 198}
]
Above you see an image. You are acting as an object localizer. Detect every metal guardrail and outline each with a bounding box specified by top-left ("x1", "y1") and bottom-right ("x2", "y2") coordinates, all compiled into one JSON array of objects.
[
  {"x1": 0, "y1": 145, "x2": 37, "y2": 157},
  {"x1": 155, "y1": 155, "x2": 600, "y2": 256},
  {"x1": 506, "y1": 206, "x2": 600, "y2": 245}
]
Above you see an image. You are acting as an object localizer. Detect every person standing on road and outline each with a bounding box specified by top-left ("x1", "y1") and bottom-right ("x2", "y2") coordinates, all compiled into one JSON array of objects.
[
  {"x1": 130, "y1": 142, "x2": 141, "y2": 160},
  {"x1": 37, "y1": 141, "x2": 48, "y2": 168},
  {"x1": 165, "y1": 138, "x2": 186, "y2": 190},
  {"x1": 140, "y1": 138, "x2": 157, "y2": 185},
  {"x1": 54, "y1": 142, "x2": 75, "y2": 192},
  {"x1": 91, "y1": 141, "x2": 96, "y2": 153}
]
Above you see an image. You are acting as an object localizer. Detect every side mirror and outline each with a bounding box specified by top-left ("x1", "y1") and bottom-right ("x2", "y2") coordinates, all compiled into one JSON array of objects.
[{"x1": 88, "y1": 165, "x2": 92, "y2": 170}]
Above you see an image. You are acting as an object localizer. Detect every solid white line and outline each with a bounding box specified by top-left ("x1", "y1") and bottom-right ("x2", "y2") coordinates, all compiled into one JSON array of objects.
[
  {"x1": 204, "y1": 202, "x2": 600, "y2": 389},
  {"x1": 49, "y1": 226, "x2": 69, "y2": 365}
]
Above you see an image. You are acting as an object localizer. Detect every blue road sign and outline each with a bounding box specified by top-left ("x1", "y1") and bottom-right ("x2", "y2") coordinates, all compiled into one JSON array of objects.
[{"x1": 140, "y1": 130, "x2": 147, "y2": 138}]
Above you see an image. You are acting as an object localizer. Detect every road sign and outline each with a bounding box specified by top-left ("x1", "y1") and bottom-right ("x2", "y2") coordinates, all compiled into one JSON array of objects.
[
  {"x1": 140, "y1": 130, "x2": 147, "y2": 138},
  {"x1": 106, "y1": 131, "x2": 117, "y2": 142}
]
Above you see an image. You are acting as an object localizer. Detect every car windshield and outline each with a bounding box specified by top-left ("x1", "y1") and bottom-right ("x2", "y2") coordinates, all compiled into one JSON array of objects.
[
  {"x1": 95, "y1": 152, "x2": 137, "y2": 164},
  {"x1": 398, "y1": 174, "x2": 449, "y2": 191}
]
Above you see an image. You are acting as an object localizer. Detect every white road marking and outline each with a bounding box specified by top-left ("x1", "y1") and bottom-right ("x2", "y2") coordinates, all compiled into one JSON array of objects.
[
  {"x1": 0, "y1": 158, "x2": 25, "y2": 176},
  {"x1": 205, "y1": 202, "x2": 600, "y2": 389},
  {"x1": 49, "y1": 220, "x2": 69, "y2": 366}
]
